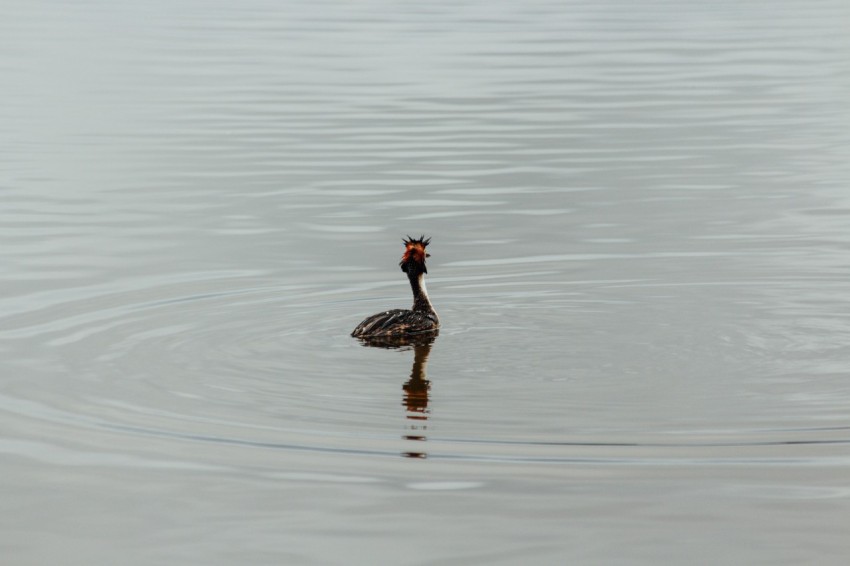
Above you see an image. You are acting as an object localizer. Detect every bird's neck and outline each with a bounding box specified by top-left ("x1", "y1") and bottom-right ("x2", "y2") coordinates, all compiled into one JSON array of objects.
[{"x1": 408, "y1": 271, "x2": 436, "y2": 315}]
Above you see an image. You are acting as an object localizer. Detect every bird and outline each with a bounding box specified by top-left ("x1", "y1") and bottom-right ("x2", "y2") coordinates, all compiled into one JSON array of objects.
[{"x1": 351, "y1": 235, "x2": 440, "y2": 339}]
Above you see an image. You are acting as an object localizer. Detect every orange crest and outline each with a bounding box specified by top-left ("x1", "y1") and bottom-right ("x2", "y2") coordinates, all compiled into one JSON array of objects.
[{"x1": 400, "y1": 235, "x2": 431, "y2": 271}]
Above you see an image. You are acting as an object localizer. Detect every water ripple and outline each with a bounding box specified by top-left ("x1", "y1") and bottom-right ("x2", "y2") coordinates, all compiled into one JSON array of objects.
[{"x1": 3, "y1": 2, "x2": 850, "y2": 559}]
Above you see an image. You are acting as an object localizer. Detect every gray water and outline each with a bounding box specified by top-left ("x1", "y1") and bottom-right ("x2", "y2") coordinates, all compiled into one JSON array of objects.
[{"x1": 3, "y1": 1, "x2": 850, "y2": 564}]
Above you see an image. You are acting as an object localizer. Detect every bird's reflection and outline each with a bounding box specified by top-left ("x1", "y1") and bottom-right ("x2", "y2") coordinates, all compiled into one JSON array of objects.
[{"x1": 356, "y1": 331, "x2": 437, "y2": 459}]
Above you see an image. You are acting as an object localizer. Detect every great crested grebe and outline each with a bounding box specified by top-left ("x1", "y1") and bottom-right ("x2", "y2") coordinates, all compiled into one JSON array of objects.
[{"x1": 351, "y1": 235, "x2": 440, "y2": 339}]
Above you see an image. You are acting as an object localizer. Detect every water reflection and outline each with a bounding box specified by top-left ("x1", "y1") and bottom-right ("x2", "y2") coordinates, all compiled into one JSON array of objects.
[
  {"x1": 356, "y1": 332, "x2": 437, "y2": 459},
  {"x1": 401, "y1": 341, "x2": 434, "y2": 459}
]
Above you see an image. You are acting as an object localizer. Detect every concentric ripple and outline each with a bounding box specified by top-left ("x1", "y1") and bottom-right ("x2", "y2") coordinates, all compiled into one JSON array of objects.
[
  {"x1": 2, "y1": 263, "x2": 849, "y2": 465},
  {"x1": 3, "y1": 1, "x2": 850, "y2": 562}
]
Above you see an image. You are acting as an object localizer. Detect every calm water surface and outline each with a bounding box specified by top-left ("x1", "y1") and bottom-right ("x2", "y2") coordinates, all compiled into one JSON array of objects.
[{"x1": 3, "y1": 1, "x2": 850, "y2": 564}]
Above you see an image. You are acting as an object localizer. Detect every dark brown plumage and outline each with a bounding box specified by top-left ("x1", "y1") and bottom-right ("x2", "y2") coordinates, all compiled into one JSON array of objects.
[{"x1": 351, "y1": 236, "x2": 440, "y2": 340}]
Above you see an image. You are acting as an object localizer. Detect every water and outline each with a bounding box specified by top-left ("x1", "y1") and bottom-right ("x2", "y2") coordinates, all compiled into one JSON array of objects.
[{"x1": 3, "y1": 0, "x2": 850, "y2": 563}]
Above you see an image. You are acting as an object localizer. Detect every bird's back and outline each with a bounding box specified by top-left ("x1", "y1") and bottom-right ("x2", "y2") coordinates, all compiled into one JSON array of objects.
[{"x1": 351, "y1": 308, "x2": 438, "y2": 338}]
